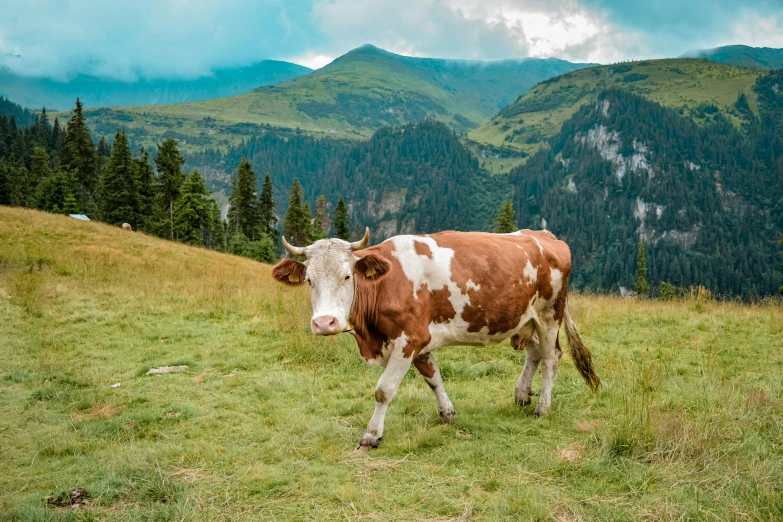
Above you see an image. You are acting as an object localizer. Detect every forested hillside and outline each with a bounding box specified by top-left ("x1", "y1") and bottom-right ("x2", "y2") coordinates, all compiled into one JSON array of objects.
[
  {"x1": 508, "y1": 77, "x2": 783, "y2": 297},
  {"x1": 469, "y1": 59, "x2": 762, "y2": 171}
]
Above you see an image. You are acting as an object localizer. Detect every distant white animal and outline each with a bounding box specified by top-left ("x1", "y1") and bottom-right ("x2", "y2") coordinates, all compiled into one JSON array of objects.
[{"x1": 121, "y1": 223, "x2": 132, "y2": 231}]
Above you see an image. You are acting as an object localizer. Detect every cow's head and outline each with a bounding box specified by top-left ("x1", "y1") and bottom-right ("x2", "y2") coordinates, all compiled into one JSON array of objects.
[{"x1": 272, "y1": 228, "x2": 391, "y2": 335}]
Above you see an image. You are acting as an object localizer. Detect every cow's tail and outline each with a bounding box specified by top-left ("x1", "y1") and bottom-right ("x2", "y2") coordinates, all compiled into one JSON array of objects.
[{"x1": 563, "y1": 299, "x2": 600, "y2": 391}]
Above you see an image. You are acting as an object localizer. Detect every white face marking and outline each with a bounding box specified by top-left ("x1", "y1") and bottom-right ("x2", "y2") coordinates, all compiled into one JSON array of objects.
[
  {"x1": 524, "y1": 260, "x2": 538, "y2": 285},
  {"x1": 302, "y1": 239, "x2": 357, "y2": 332}
]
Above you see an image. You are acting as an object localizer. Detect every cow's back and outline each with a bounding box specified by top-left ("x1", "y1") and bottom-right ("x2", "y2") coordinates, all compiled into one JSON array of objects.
[{"x1": 359, "y1": 230, "x2": 571, "y2": 349}]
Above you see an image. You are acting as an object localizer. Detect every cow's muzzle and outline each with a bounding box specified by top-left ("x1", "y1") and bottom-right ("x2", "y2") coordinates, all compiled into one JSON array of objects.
[{"x1": 311, "y1": 315, "x2": 342, "y2": 335}]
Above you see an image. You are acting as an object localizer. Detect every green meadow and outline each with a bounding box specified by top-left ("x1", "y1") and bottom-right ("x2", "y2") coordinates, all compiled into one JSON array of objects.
[{"x1": 1, "y1": 206, "x2": 781, "y2": 521}]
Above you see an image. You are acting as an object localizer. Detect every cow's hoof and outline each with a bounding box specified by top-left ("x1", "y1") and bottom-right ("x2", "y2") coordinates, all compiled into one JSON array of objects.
[
  {"x1": 438, "y1": 408, "x2": 456, "y2": 424},
  {"x1": 355, "y1": 433, "x2": 381, "y2": 451},
  {"x1": 533, "y1": 404, "x2": 549, "y2": 417},
  {"x1": 515, "y1": 390, "x2": 532, "y2": 407}
]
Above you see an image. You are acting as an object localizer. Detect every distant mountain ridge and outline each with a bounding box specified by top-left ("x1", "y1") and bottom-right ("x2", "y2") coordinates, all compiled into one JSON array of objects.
[
  {"x1": 0, "y1": 60, "x2": 312, "y2": 110},
  {"x1": 72, "y1": 44, "x2": 593, "y2": 150},
  {"x1": 682, "y1": 45, "x2": 783, "y2": 70}
]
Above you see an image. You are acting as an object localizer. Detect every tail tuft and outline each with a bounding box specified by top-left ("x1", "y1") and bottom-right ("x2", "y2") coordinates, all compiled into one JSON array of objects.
[{"x1": 563, "y1": 299, "x2": 600, "y2": 391}]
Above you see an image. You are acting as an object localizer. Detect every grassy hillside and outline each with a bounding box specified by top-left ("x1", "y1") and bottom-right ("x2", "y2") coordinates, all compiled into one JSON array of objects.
[
  {"x1": 67, "y1": 45, "x2": 590, "y2": 152},
  {"x1": 469, "y1": 58, "x2": 762, "y2": 171},
  {"x1": 1, "y1": 206, "x2": 782, "y2": 520},
  {"x1": 0, "y1": 60, "x2": 311, "y2": 111},
  {"x1": 684, "y1": 45, "x2": 783, "y2": 70}
]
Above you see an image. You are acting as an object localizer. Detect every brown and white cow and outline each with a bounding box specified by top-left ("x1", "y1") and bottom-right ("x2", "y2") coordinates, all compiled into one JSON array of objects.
[{"x1": 272, "y1": 228, "x2": 599, "y2": 450}]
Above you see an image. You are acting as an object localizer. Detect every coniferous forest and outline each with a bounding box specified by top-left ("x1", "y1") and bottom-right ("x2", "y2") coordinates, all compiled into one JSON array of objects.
[{"x1": 2, "y1": 67, "x2": 782, "y2": 298}]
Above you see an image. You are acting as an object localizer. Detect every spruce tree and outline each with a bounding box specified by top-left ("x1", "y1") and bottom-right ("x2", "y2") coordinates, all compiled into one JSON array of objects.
[
  {"x1": 283, "y1": 178, "x2": 312, "y2": 247},
  {"x1": 333, "y1": 197, "x2": 350, "y2": 240},
  {"x1": 154, "y1": 138, "x2": 185, "y2": 240},
  {"x1": 134, "y1": 147, "x2": 155, "y2": 233},
  {"x1": 494, "y1": 200, "x2": 517, "y2": 233},
  {"x1": 314, "y1": 195, "x2": 329, "y2": 237},
  {"x1": 61, "y1": 98, "x2": 98, "y2": 208},
  {"x1": 39, "y1": 170, "x2": 79, "y2": 214},
  {"x1": 205, "y1": 199, "x2": 226, "y2": 251},
  {"x1": 99, "y1": 131, "x2": 139, "y2": 226},
  {"x1": 174, "y1": 170, "x2": 211, "y2": 245},
  {"x1": 28, "y1": 147, "x2": 51, "y2": 208},
  {"x1": 635, "y1": 242, "x2": 650, "y2": 296},
  {"x1": 228, "y1": 158, "x2": 259, "y2": 239},
  {"x1": 311, "y1": 201, "x2": 326, "y2": 241},
  {"x1": 258, "y1": 172, "x2": 277, "y2": 239}
]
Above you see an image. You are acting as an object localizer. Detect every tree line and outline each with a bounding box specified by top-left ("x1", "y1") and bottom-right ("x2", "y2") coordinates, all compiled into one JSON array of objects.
[{"x1": 0, "y1": 97, "x2": 357, "y2": 263}]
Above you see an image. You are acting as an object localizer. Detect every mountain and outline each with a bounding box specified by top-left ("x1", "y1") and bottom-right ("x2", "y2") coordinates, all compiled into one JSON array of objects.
[
  {"x1": 469, "y1": 58, "x2": 763, "y2": 172},
  {"x1": 0, "y1": 60, "x2": 311, "y2": 111},
  {"x1": 504, "y1": 77, "x2": 783, "y2": 297},
  {"x1": 683, "y1": 45, "x2": 783, "y2": 70},
  {"x1": 70, "y1": 44, "x2": 592, "y2": 150}
]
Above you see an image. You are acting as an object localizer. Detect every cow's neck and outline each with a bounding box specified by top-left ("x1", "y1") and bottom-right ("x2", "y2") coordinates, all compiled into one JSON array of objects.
[{"x1": 349, "y1": 278, "x2": 386, "y2": 361}]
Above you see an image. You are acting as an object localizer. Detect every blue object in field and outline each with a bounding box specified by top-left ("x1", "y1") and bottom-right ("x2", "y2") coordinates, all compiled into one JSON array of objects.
[{"x1": 69, "y1": 214, "x2": 91, "y2": 221}]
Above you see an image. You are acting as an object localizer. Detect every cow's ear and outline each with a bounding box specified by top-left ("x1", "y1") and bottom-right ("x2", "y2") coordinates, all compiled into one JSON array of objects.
[
  {"x1": 272, "y1": 258, "x2": 307, "y2": 286},
  {"x1": 355, "y1": 254, "x2": 391, "y2": 281}
]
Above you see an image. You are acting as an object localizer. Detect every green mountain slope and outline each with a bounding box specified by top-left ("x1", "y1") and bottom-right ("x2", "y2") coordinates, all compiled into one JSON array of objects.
[
  {"x1": 469, "y1": 59, "x2": 762, "y2": 171},
  {"x1": 0, "y1": 60, "x2": 311, "y2": 111},
  {"x1": 683, "y1": 45, "x2": 783, "y2": 70},
  {"x1": 73, "y1": 45, "x2": 591, "y2": 150}
]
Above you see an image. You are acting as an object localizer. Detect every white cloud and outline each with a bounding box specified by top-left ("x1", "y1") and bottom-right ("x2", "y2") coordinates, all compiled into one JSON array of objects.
[
  {"x1": 729, "y1": 11, "x2": 783, "y2": 48},
  {"x1": 288, "y1": 52, "x2": 335, "y2": 70}
]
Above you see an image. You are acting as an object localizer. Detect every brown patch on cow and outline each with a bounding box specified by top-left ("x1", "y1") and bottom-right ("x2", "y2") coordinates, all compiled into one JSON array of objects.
[
  {"x1": 414, "y1": 241, "x2": 434, "y2": 259},
  {"x1": 553, "y1": 282, "x2": 568, "y2": 322},
  {"x1": 576, "y1": 420, "x2": 599, "y2": 432},
  {"x1": 271, "y1": 258, "x2": 306, "y2": 285},
  {"x1": 375, "y1": 389, "x2": 387, "y2": 403},
  {"x1": 413, "y1": 354, "x2": 436, "y2": 379},
  {"x1": 430, "y1": 287, "x2": 456, "y2": 323},
  {"x1": 557, "y1": 445, "x2": 584, "y2": 463},
  {"x1": 355, "y1": 253, "x2": 391, "y2": 280}
]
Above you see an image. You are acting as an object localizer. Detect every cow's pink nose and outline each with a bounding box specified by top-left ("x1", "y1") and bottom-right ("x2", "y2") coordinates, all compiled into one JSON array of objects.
[{"x1": 312, "y1": 316, "x2": 340, "y2": 335}]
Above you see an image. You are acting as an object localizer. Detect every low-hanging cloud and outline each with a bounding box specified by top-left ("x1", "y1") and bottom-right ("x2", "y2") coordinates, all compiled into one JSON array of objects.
[{"x1": 0, "y1": 0, "x2": 781, "y2": 81}]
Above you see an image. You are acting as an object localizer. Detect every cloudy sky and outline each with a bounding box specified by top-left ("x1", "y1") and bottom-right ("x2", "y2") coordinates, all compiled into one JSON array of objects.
[{"x1": 1, "y1": 0, "x2": 782, "y2": 80}]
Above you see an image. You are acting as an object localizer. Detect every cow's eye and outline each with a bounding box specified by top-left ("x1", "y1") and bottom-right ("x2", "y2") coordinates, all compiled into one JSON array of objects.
[
  {"x1": 344, "y1": 275, "x2": 351, "y2": 281},
  {"x1": 305, "y1": 278, "x2": 311, "y2": 285}
]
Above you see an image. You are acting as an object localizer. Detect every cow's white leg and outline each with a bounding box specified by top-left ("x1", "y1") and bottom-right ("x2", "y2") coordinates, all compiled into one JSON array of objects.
[
  {"x1": 515, "y1": 336, "x2": 541, "y2": 407},
  {"x1": 356, "y1": 338, "x2": 413, "y2": 450},
  {"x1": 534, "y1": 319, "x2": 560, "y2": 416},
  {"x1": 414, "y1": 352, "x2": 455, "y2": 424}
]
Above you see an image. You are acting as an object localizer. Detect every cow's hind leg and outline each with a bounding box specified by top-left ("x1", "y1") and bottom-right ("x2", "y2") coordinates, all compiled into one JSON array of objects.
[
  {"x1": 534, "y1": 317, "x2": 561, "y2": 417},
  {"x1": 414, "y1": 352, "x2": 455, "y2": 424},
  {"x1": 515, "y1": 335, "x2": 541, "y2": 407}
]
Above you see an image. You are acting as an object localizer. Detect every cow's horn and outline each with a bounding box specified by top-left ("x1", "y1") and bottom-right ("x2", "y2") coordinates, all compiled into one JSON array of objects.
[
  {"x1": 282, "y1": 236, "x2": 306, "y2": 256},
  {"x1": 350, "y1": 227, "x2": 370, "y2": 251}
]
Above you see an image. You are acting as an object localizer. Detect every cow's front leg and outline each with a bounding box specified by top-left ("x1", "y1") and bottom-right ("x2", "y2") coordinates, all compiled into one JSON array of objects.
[
  {"x1": 356, "y1": 342, "x2": 414, "y2": 451},
  {"x1": 414, "y1": 352, "x2": 455, "y2": 424}
]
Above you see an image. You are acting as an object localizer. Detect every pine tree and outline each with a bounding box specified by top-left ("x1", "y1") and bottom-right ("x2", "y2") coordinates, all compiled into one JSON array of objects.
[
  {"x1": 99, "y1": 131, "x2": 139, "y2": 227},
  {"x1": 258, "y1": 172, "x2": 277, "y2": 240},
  {"x1": 635, "y1": 242, "x2": 650, "y2": 296},
  {"x1": 311, "y1": 196, "x2": 328, "y2": 241},
  {"x1": 61, "y1": 98, "x2": 98, "y2": 209},
  {"x1": 228, "y1": 158, "x2": 259, "y2": 239},
  {"x1": 174, "y1": 170, "x2": 211, "y2": 245},
  {"x1": 134, "y1": 147, "x2": 155, "y2": 233},
  {"x1": 96, "y1": 136, "x2": 111, "y2": 174},
  {"x1": 154, "y1": 138, "x2": 185, "y2": 240},
  {"x1": 333, "y1": 197, "x2": 350, "y2": 240},
  {"x1": 283, "y1": 178, "x2": 312, "y2": 247},
  {"x1": 494, "y1": 200, "x2": 517, "y2": 233},
  {"x1": 315, "y1": 195, "x2": 330, "y2": 236},
  {"x1": 28, "y1": 146, "x2": 51, "y2": 208},
  {"x1": 39, "y1": 170, "x2": 79, "y2": 214},
  {"x1": 205, "y1": 199, "x2": 226, "y2": 251}
]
